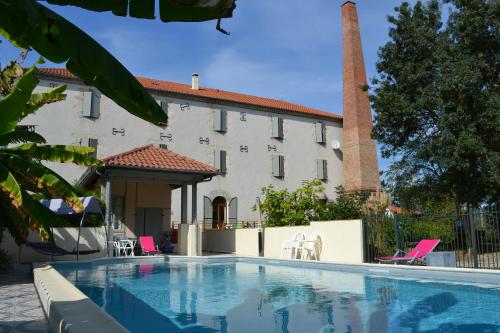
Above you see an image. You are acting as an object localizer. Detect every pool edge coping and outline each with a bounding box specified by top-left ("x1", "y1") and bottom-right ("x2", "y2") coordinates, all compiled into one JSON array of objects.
[{"x1": 33, "y1": 263, "x2": 130, "y2": 333}]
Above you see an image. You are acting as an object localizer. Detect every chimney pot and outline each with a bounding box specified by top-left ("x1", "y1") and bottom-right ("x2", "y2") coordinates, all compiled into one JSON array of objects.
[{"x1": 192, "y1": 73, "x2": 199, "y2": 90}]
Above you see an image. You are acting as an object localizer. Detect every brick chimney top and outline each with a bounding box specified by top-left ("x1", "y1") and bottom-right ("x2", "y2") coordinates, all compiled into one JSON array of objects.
[{"x1": 341, "y1": 1, "x2": 356, "y2": 7}]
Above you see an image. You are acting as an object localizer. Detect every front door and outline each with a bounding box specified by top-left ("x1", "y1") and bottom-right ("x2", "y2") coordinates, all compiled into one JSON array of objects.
[
  {"x1": 135, "y1": 208, "x2": 164, "y2": 244},
  {"x1": 212, "y1": 197, "x2": 227, "y2": 229}
]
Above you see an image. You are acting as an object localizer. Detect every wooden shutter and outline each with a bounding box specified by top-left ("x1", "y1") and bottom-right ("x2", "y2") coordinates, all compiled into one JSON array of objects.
[
  {"x1": 317, "y1": 159, "x2": 327, "y2": 180},
  {"x1": 272, "y1": 116, "x2": 283, "y2": 138},
  {"x1": 203, "y1": 196, "x2": 212, "y2": 229},
  {"x1": 228, "y1": 197, "x2": 238, "y2": 226},
  {"x1": 213, "y1": 109, "x2": 227, "y2": 132},
  {"x1": 82, "y1": 92, "x2": 92, "y2": 117},
  {"x1": 88, "y1": 138, "x2": 98, "y2": 158},
  {"x1": 315, "y1": 122, "x2": 326, "y2": 143},
  {"x1": 272, "y1": 155, "x2": 284, "y2": 177},
  {"x1": 91, "y1": 93, "x2": 100, "y2": 118},
  {"x1": 214, "y1": 150, "x2": 227, "y2": 174},
  {"x1": 83, "y1": 92, "x2": 100, "y2": 118}
]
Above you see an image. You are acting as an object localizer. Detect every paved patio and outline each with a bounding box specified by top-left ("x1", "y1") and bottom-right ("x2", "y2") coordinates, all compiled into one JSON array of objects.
[{"x1": 0, "y1": 265, "x2": 50, "y2": 333}]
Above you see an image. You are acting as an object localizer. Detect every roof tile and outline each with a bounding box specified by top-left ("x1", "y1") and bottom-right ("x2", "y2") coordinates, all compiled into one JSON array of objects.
[
  {"x1": 103, "y1": 145, "x2": 219, "y2": 175},
  {"x1": 37, "y1": 68, "x2": 342, "y2": 121}
]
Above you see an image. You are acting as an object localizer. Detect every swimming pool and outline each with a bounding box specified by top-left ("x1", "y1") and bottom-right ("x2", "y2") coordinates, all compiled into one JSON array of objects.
[{"x1": 53, "y1": 257, "x2": 500, "y2": 333}]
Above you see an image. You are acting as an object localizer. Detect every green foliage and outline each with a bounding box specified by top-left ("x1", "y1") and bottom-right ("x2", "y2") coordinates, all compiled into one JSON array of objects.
[
  {"x1": 0, "y1": 0, "x2": 236, "y2": 125},
  {"x1": 45, "y1": 0, "x2": 236, "y2": 22},
  {"x1": 0, "y1": 60, "x2": 102, "y2": 244},
  {"x1": 257, "y1": 182, "x2": 371, "y2": 227},
  {"x1": 257, "y1": 180, "x2": 325, "y2": 227},
  {"x1": 319, "y1": 186, "x2": 370, "y2": 221},
  {"x1": 371, "y1": 0, "x2": 500, "y2": 207},
  {"x1": 0, "y1": 0, "x2": 167, "y2": 125}
]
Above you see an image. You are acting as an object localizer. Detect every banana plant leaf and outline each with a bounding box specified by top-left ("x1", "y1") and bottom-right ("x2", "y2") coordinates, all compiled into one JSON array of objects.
[
  {"x1": 43, "y1": 0, "x2": 237, "y2": 22},
  {"x1": 0, "y1": 0, "x2": 167, "y2": 125}
]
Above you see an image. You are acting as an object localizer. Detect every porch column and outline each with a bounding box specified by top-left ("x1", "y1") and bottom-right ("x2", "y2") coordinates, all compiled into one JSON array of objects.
[
  {"x1": 181, "y1": 183, "x2": 188, "y2": 224},
  {"x1": 104, "y1": 177, "x2": 113, "y2": 256},
  {"x1": 191, "y1": 182, "x2": 197, "y2": 224},
  {"x1": 192, "y1": 182, "x2": 201, "y2": 256}
]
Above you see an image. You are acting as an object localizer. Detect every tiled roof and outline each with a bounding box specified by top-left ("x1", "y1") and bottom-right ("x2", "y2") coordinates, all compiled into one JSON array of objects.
[
  {"x1": 37, "y1": 68, "x2": 342, "y2": 121},
  {"x1": 103, "y1": 145, "x2": 219, "y2": 175}
]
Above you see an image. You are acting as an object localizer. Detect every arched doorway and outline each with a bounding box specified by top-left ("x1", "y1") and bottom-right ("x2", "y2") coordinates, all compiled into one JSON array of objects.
[{"x1": 212, "y1": 196, "x2": 227, "y2": 229}]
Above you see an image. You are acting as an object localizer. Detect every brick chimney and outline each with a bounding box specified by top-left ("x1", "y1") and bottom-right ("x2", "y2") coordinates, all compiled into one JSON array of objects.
[{"x1": 341, "y1": 1, "x2": 380, "y2": 192}]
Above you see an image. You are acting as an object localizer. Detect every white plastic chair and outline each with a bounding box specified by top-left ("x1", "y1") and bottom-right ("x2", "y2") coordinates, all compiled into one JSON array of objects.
[
  {"x1": 113, "y1": 241, "x2": 126, "y2": 257},
  {"x1": 300, "y1": 232, "x2": 322, "y2": 260},
  {"x1": 280, "y1": 232, "x2": 304, "y2": 259}
]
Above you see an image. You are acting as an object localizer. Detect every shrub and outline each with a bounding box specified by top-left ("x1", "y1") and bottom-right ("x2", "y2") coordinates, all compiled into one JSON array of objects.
[
  {"x1": 257, "y1": 180, "x2": 325, "y2": 227},
  {"x1": 319, "y1": 186, "x2": 370, "y2": 221}
]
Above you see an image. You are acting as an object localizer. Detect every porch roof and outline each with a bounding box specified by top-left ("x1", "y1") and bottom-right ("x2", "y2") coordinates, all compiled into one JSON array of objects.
[
  {"x1": 103, "y1": 145, "x2": 219, "y2": 175},
  {"x1": 79, "y1": 145, "x2": 219, "y2": 186}
]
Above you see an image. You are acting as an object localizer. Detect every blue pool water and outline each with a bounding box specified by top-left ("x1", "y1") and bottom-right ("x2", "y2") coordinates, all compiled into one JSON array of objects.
[{"x1": 54, "y1": 259, "x2": 500, "y2": 333}]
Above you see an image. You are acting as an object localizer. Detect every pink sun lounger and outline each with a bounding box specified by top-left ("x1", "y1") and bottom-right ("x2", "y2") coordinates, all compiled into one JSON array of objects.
[
  {"x1": 376, "y1": 239, "x2": 440, "y2": 264},
  {"x1": 139, "y1": 236, "x2": 160, "y2": 256}
]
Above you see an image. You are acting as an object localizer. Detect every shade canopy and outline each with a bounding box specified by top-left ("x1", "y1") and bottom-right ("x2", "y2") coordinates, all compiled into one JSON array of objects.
[{"x1": 40, "y1": 196, "x2": 102, "y2": 215}]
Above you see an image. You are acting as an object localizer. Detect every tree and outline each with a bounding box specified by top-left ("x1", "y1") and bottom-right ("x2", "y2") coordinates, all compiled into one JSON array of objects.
[
  {"x1": 0, "y1": 59, "x2": 101, "y2": 244},
  {"x1": 257, "y1": 180, "x2": 325, "y2": 227},
  {"x1": 319, "y1": 186, "x2": 370, "y2": 221},
  {"x1": 0, "y1": 0, "x2": 236, "y2": 124},
  {"x1": 371, "y1": 0, "x2": 500, "y2": 207}
]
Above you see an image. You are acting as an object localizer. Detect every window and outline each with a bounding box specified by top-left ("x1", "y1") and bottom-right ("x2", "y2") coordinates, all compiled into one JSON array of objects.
[
  {"x1": 317, "y1": 159, "x2": 328, "y2": 180},
  {"x1": 214, "y1": 149, "x2": 227, "y2": 174},
  {"x1": 111, "y1": 195, "x2": 125, "y2": 230},
  {"x1": 271, "y1": 116, "x2": 283, "y2": 139},
  {"x1": 87, "y1": 138, "x2": 98, "y2": 158},
  {"x1": 213, "y1": 109, "x2": 227, "y2": 132},
  {"x1": 315, "y1": 122, "x2": 326, "y2": 143},
  {"x1": 82, "y1": 91, "x2": 100, "y2": 118},
  {"x1": 156, "y1": 99, "x2": 168, "y2": 126},
  {"x1": 272, "y1": 155, "x2": 284, "y2": 178}
]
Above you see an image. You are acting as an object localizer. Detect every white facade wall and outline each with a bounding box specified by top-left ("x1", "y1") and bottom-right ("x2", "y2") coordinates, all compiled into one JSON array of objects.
[{"x1": 23, "y1": 77, "x2": 343, "y2": 224}]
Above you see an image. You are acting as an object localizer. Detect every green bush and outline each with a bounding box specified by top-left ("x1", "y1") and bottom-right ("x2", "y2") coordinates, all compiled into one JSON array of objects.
[
  {"x1": 256, "y1": 180, "x2": 325, "y2": 227},
  {"x1": 319, "y1": 186, "x2": 370, "y2": 221}
]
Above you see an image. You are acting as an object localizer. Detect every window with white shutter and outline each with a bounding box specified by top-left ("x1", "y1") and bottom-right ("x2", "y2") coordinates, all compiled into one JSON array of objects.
[
  {"x1": 272, "y1": 155, "x2": 285, "y2": 178},
  {"x1": 271, "y1": 116, "x2": 283, "y2": 139},
  {"x1": 316, "y1": 159, "x2": 327, "y2": 180},
  {"x1": 315, "y1": 122, "x2": 326, "y2": 143},
  {"x1": 214, "y1": 149, "x2": 227, "y2": 174},
  {"x1": 213, "y1": 109, "x2": 227, "y2": 132}
]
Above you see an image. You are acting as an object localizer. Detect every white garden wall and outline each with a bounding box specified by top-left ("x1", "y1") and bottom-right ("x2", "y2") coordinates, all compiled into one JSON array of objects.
[
  {"x1": 203, "y1": 229, "x2": 260, "y2": 256},
  {"x1": 202, "y1": 220, "x2": 364, "y2": 264},
  {"x1": 1, "y1": 227, "x2": 107, "y2": 263},
  {"x1": 264, "y1": 220, "x2": 364, "y2": 263}
]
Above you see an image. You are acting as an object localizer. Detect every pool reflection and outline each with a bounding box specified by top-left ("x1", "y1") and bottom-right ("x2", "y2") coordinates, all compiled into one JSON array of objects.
[{"x1": 54, "y1": 261, "x2": 500, "y2": 333}]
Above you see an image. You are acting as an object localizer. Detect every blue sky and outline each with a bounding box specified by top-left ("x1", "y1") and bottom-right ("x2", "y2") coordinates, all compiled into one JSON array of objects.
[{"x1": 0, "y1": 0, "x2": 418, "y2": 172}]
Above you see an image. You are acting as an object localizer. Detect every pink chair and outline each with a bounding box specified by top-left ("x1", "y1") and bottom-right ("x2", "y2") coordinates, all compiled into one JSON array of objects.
[
  {"x1": 376, "y1": 239, "x2": 440, "y2": 264},
  {"x1": 139, "y1": 236, "x2": 160, "y2": 256}
]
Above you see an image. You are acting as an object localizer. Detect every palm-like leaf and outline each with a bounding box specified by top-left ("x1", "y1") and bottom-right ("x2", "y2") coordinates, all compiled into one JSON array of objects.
[
  {"x1": 0, "y1": 61, "x2": 40, "y2": 135},
  {"x1": 44, "y1": 0, "x2": 236, "y2": 22},
  {"x1": 0, "y1": 60, "x2": 102, "y2": 244},
  {"x1": 25, "y1": 85, "x2": 66, "y2": 116},
  {"x1": 0, "y1": 60, "x2": 23, "y2": 95},
  {"x1": 4, "y1": 155, "x2": 84, "y2": 213},
  {"x1": 8, "y1": 144, "x2": 102, "y2": 167},
  {"x1": 0, "y1": 0, "x2": 167, "y2": 125},
  {"x1": 0, "y1": 130, "x2": 47, "y2": 145}
]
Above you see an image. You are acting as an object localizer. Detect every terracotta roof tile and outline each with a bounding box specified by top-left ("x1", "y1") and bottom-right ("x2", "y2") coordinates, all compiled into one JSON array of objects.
[
  {"x1": 37, "y1": 68, "x2": 342, "y2": 121},
  {"x1": 103, "y1": 145, "x2": 219, "y2": 175}
]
